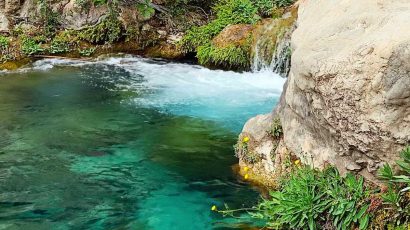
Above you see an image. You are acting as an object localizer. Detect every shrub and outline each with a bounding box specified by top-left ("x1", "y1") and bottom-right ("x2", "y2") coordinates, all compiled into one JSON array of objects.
[
  {"x1": 49, "y1": 37, "x2": 70, "y2": 54},
  {"x1": 197, "y1": 43, "x2": 250, "y2": 68},
  {"x1": 38, "y1": 0, "x2": 60, "y2": 36},
  {"x1": 180, "y1": 0, "x2": 259, "y2": 52},
  {"x1": 0, "y1": 36, "x2": 12, "y2": 62},
  {"x1": 136, "y1": 0, "x2": 155, "y2": 19},
  {"x1": 217, "y1": 165, "x2": 371, "y2": 230},
  {"x1": 379, "y1": 146, "x2": 410, "y2": 224},
  {"x1": 273, "y1": 0, "x2": 295, "y2": 7},
  {"x1": 234, "y1": 136, "x2": 261, "y2": 164},
  {"x1": 78, "y1": 47, "x2": 96, "y2": 56},
  {"x1": 252, "y1": 166, "x2": 370, "y2": 230},
  {"x1": 21, "y1": 36, "x2": 44, "y2": 55},
  {"x1": 0, "y1": 36, "x2": 10, "y2": 51},
  {"x1": 78, "y1": 12, "x2": 123, "y2": 44},
  {"x1": 252, "y1": 0, "x2": 274, "y2": 16},
  {"x1": 270, "y1": 117, "x2": 282, "y2": 138}
]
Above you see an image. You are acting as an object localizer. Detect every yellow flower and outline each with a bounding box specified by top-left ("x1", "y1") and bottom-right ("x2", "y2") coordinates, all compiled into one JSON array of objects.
[
  {"x1": 244, "y1": 174, "x2": 249, "y2": 180},
  {"x1": 244, "y1": 166, "x2": 249, "y2": 172},
  {"x1": 243, "y1": 137, "x2": 250, "y2": 143},
  {"x1": 294, "y1": 160, "x2": 301, "y2": 165},
  {"x1": 211, "y1": 205, "x2": 217, "y2": 211}
]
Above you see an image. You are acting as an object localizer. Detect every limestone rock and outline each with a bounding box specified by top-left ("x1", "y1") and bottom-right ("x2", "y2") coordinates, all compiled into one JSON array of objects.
[
  {"x1": 212, "y1": 24, "x2": 253, "y2": 48},
  {"x1": 240, "y1": 0, "x2": 410, "y2": 181},
  {"x1": 0, "y1": 10, "x2": 8, "y2": 32},
  {"x1": 62, "y1": 0, "x2": 108, "y2": 29}
]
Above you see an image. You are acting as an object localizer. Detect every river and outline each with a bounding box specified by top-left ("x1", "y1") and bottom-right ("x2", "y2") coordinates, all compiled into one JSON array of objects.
[{"x1": 0, "y1": 56, "x2": 285, "y2": 229}]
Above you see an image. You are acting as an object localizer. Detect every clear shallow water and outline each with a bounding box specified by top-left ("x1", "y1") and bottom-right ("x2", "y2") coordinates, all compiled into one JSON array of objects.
[{"x1": 0, "y1": 56, "x2": 285, "y2": 230}]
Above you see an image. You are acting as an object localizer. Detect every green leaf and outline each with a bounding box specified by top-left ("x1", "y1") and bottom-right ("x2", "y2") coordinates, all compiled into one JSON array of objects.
[
  {"x1": 359, "y1": 214, "x2": 369, "y2": 230},
  {"x1": 354, "y1": 204, "x2": 369, "y2": 222}
]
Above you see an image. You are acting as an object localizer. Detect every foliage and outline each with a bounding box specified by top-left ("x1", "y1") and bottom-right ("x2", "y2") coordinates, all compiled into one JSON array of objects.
[
  {"x1": 252, "y1": 0, "x2": 273, "y2": 16},
  {"x1": 0, "y1": 36, "x2": 10, "y2": 51},
  {"x1": 125, "y1": 26, "x2": 140, "y2": 42},
  {"x1": 0, "y1": 36, "x2": 12, "y2": 62},
  {"x1": 270, "y1": 117, "x2": 282, "y2": 138},
  {"x1": 75, "y1": 0, "x2": 92, "y2": 10},
  {"x1": 379, "y1": 146, "x2": 410, "y2": 224},
  {"x1": 11, "y1": 25, "x2": 24, "y2": 37},
  {"x1": 92, "y1": 0, "x2": 108, "y2": 5},
  {"x1": 78, "y1": 12, "x2": 123, "y2": 44},
  {"x1": 136, "y1": 0, "x2": 155, "y2": 19},
  {"x1": 252, "y1": 166, "x2": 370, "y2": 230},
  {"x1": 197, "y1": 43, "x2": 250, "y2": 68},
  {"x1": 273, "y1": 0, "x2": 295, "y2": 7},
  {"x1": 78, "y1": 47, "x2": 96, "y2": 56},
  {"x1": 49, "y1": 37, "x2": 71, "y2": 54},
  {"x1": 38, "y1": 0, "x2": 60, "y2": 36},
  {"x1": 21, "y1": 36, "x2": 44, "y2": 55},
  {"x1": 234, "y1": 136, "x2": 261, "y2": 164},
  {"x1": 180, "y1": 0, "x2": 259, "y2": 53}
]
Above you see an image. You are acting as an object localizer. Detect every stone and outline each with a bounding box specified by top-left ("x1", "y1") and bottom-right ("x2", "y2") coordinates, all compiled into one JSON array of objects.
[
  {"x1": 0, "y1": 10, "x2": 9, "y2": 32},
  {"x1": 62, "y1": 0, "x2": 108, "y2": 29},
  {"x1": 212, "y1": 24, "x2": 253, "y2": 48},
  {"x1": 239, "y1": 0, "x2": 410, "y2": 182}
]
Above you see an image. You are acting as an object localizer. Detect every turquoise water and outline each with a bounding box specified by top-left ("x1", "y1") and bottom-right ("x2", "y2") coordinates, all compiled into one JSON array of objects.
[{"x1": 0, "y1": 56, "x2": 285, "y2": 230}]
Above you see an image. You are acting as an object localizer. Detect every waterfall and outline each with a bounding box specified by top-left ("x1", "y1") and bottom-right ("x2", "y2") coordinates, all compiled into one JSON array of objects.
[
  {"x1": 251, "y1": 13, "x2": 296, "y2": 77},
  {"x1": 269, "y1": 27, "x2": 294, "y2": 77}
]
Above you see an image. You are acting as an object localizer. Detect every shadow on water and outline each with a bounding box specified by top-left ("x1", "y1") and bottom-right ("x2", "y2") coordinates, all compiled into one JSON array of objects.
[{"x1": 0, "y1": 57, "x2": 284, "y2": 229}]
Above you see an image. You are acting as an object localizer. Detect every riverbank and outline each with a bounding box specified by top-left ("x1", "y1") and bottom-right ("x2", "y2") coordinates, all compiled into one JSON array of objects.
[{"x1": 0, "y1": 0, "x2": 297, "y2": 71}]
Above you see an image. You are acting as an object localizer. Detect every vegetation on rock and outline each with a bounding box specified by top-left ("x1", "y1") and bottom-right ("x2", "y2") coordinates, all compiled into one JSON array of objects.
[
  {"x1": 223, "y1": 147, "x2": 410, "y2": 229},
  {"x1": 180, "y1": 0, "x2": 296, "y2": 69}
]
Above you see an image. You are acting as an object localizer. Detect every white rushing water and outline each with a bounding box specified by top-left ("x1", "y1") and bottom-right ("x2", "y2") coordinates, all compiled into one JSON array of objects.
[{"x1": 25, "y1": 56, "x2": 286, "y2": 130}]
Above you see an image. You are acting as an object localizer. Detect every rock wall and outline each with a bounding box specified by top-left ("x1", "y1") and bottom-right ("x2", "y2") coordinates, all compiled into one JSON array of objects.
[
  {"x1": 239, "y1": 0, "x2": 410, "y2": 182},
  {"x1": 0, "y1": 0, "x2": 102, "y2": 32}
]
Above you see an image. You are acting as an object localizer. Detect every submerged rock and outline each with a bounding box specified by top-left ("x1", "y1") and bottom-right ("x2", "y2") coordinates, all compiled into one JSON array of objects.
[{"x1": 238, "y1": 0, "x2": 410, "y2": 182}]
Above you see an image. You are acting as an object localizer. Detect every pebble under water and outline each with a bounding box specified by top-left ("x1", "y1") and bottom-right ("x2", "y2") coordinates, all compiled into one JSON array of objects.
[{"x1": 0, "y1": 56, "x2": 285, "y2": 229}]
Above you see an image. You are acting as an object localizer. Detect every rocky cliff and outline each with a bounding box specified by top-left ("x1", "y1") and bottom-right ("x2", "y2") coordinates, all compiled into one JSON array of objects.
[{"x1": 238, "y1": 0, "x2": 410, "y2": 183}]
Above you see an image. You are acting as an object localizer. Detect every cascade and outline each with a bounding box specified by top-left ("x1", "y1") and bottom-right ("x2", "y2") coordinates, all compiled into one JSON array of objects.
[{"x1": 251, "y1": 16, "x2": 296, "y2": 77}]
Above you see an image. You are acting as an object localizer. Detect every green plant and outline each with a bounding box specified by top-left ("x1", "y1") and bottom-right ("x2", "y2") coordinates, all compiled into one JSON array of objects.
[
  {"x1": 79, "y1": 11, "x2": 123, "y2": 44},
  {"x1": 234, "y1": 136, "x2": 261, "y2": 164},
  {"x1": 273, "y1": 0, "x2": 295, "y2": 7},
  {"x1": 180, "y1": 0, "x2": 259, "y2": 53},
  {"x1": 378, "y1": 146, "x2": 410, "y2": 223},
  {"x1": 38, "y1": 0, "x2": 60, "y2": 36},
  {"x1": 253, "y1": 166, "x2": 370, "y2": 230},
  {"x1": 49, "y1": 38, "x2": 70, "y2": 54},
  {"x1": 0, "y1": 36, "x2": 12, "y2": 62},
  {"x1": 270, "y1": 117, "x2": 282, "y2": 138},
  {"x1": 125, "y1": 26, "x2": 140, "y2": 42},
  {"x1": 21, "y1": 36, "x2": 44, "y2": 55},
  {"x1": 252, "y1": 0, "x2": 273, "y2": 16},
  {"x1": 322, "y1": 168, "x2": 370, "y2": 230},
  {"x1": 136, "y1": 0, "x2": 155, "y2": 19},
  {"x1": 0, "y1": 35, "x2": 10, "y2": 56},
  {"x1": 11, "y1": 24, "x2": 24, "y2": 37},
  {"x1": 75, "y1": 0, "x2": 91, "y2": 10},
  {"x1": 225, "y1": 166, "x2": 370, "y2": 230},
  {"x1": 78, "y1": 47, "x2": 96, "y2": 56},
  {"x1": 196, "y1": 43, "x2": 250, "y2": 68},
  {"x1": 0, "y1": 36, "x2": 10, "y2": 51},
  {"x1": 255, "y1": 166, "x2": 328, "y2": 229}
]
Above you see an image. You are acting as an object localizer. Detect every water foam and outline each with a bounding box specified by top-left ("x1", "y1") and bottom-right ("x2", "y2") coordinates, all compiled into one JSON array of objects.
[{"x1": 28, "y1": 56, "x2": 286, "y2": 130}]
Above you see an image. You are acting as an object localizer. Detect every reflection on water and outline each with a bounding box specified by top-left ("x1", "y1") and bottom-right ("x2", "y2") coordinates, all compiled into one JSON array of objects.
[{"x1": 0, "y1": 56, "x2": 284, "y2": 229}]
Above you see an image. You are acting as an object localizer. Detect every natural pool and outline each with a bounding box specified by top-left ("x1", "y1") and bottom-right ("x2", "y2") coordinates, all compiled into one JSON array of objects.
[{"x1": 0, "y1": 56, "x2": 285, "y2": 229}]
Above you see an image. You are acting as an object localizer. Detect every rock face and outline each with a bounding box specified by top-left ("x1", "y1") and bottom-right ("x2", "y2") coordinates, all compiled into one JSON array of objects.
[
  {"x1": 239, "y1": 0, "x2": 410, "y2": 182},
  {"x1": 212, "y1": 24, "x2": 253, "y2": 48}
]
